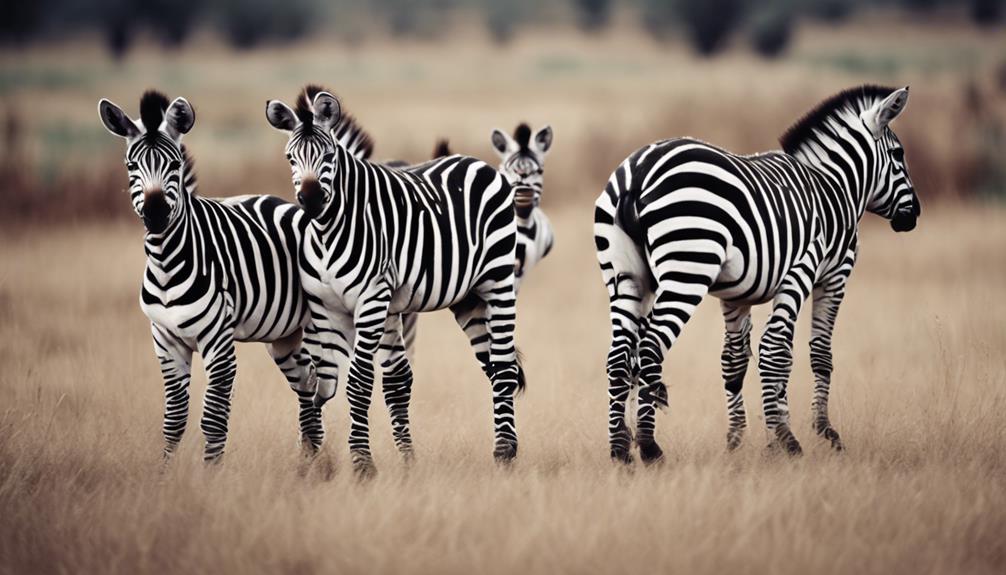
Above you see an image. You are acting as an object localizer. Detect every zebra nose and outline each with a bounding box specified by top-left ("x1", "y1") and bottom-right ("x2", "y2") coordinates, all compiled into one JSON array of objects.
[{"x1": 298, "y1": 177, "x2": 324, "y2": 218}]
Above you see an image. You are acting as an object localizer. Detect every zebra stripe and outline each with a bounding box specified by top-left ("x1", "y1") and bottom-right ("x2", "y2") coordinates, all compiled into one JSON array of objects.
[
  {"x1": 100, "y1": 91, "x2": 323, "y2": 463},
  {"x1": 594, "y1": 85, "x2": 919, "y2": 463},
  {"x1": 267, "y1": 87, "x2": 521, "y2": 475}
]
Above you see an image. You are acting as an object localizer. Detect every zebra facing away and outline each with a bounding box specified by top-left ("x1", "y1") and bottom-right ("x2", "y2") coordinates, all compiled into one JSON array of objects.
[
  {"x1": 489, "y1": 123, "x2": 556, "y2": 292},
  {"x1": 265, "y1": 86, "x2": 522, "y2": 474},
  {"x1": 97, "y1": 91, "x2": 323, "y2": 462},
  {"x1": 595, "y1": 85, "x2": 920, "y2": 463}
]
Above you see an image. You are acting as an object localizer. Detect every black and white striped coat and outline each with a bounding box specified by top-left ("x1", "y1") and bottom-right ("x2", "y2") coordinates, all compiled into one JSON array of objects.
[
  {"x1": 594, "y1": 85, "x2": 920, "y2": 463},
  {"x1": 98, "y1": 91, "x2": 323, "y2": 462},
  {"x1": 489, "y1": 123, "x2": 555, "y2": 292},
  {"x1": 266, "y1": 87, "x2": 522, "y2": 474}
]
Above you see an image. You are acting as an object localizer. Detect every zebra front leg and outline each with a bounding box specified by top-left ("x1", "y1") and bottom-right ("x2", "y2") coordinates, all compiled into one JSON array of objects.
[
  {"x1": 198, "y1": 328, "x2": 237, "y2": 463},
  {"x1": 152, "y1": 325, "x2": 193, "y2": 461},
  {"x1": 809, "y1": 284, "x2": 847, "y2": 451},
  {"x1": 267, "y1": 327, "x2": 324, "y2": 456},
  {"x1": 480, "y1": 283, "x2": 520, "y2": 463},
  {"x1": 346, "y1": 282, "x2": 393, "y2": 478},
  {"x1": 758, "y1": 245, "x2": 822, "y2": 456},
  {"x1": 377, "y1": 314, "x2": 415, "y2": 462},
  {"x1": 720, "y1": 302, "x2": 752, "y2": 451}
]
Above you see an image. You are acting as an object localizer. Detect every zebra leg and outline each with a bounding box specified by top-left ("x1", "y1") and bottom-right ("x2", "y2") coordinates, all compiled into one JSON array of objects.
[
  {"x1": 479, "y1": 282, "x2": 520, "y2": 463},
  {"x1": 758, "y1": 242, "x2": 823, "y2": 456},
  {"x1": 198, "y1": 327, "x2": 237, "y2": 464},
  {"x1": 266, "y1": 327, "x2": 324, "y2": 456},
  {"x1": 451, "y1": 296, "x2": 491, "y2": 370},
  {"x1": 308, "y1": 296, "x2": 352, "y2": 409},
  {"x1": 346, "y1": 281, "x2": 393, "y2": 478},
  {"x1": 603, "y1": 272, "x2": 649, "y2": 464},
  {"x1": 809, "y1": 285, "x2": 847, "y2": 451},
  {"x1": 377, "y1": 314, "x2": 415, "y2": 462},
  {"x1": 152, "y1": 325, "x2": 193, "y2": 461},
  {"x1": 720, "y1": 302, "x2": 752, "y2": 451},
  {"x1": 635, "y1": 270, "x2": 714, "y2": 464}
]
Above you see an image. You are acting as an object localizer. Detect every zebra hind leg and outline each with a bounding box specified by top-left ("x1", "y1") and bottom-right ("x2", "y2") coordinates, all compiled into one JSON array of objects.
[
  {"x1": 603, "y1": 273, "x2": 648, "y2": 465},
  {"x1": 267, "y1": 329, "x2": 324, "y2": 457},
  {"x1": 720, "y1": 303, "x2": 752, "y2": 451},
  {"x1": 635, "y1": 261, "x2": 717, "y2": 465},
  {"x1": 377, "y1": 315, "x2": 415, "y2": 463}
]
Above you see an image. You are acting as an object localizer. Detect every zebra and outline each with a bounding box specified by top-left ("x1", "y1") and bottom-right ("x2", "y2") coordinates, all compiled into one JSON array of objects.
[
  {"x1": 594, "y1": 85, "x2": 920, "y2": 463},
  {"x1": 265, "y1": 86, "x2": 523, "y2": 475},
  {"x1": 489, "y1": 124, "x2": 556, "y2": 292},
  {"x1": 97, "y1": 90, "x2": 325, "y2": 463}
]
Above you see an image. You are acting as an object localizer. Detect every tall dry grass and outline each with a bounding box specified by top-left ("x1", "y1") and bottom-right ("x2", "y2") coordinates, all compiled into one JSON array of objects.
[{"x1": 1, "y1": 202, "x2": 1005, "y2": 574}]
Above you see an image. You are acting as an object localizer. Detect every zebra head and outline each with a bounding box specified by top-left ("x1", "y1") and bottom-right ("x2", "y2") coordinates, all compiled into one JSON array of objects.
[
  {"x1": 490, "y1": 123, "x2": 553, "y2": 219},
  {"x1": 98, "y1": 91, "x2": 194, "y2": 235},
  {"x1": 860, "y1": 88, "x2": 920, "y2": 232},
  {"x1": 265, "y1": 88, "x2": 343, "y2": 219}
]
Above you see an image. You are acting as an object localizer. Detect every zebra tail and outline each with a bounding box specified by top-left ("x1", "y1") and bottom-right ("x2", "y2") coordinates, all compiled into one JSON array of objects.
[
  {"x1": 515, "y1": 346, "x2": 527, "y2": 395},
  {"x1": 614, "y1": 180, "x2": 645, "y2": 248}
]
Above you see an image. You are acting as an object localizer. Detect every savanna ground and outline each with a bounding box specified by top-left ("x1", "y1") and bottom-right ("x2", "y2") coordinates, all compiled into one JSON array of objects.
[{"x1": 2, "y1": 17, "x2": 1006, "y2": 575}]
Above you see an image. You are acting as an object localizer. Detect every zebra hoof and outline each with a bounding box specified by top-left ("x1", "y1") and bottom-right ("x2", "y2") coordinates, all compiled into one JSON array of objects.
[
  {"x1": 770, "y1": 428, "x2": 803, "y2": 457},
  {"x1": 494, "y1": 442, "x2": 518, "y2": 464},
  {"x1": 638, "y1": 440, "x2": 664, "y2": 465},
  {"x1": 610, "y1": 446, "x2": 634, "y2": 465},
  {"x1": 353, "y1": 460, "x2": 377, "y2": 481},
  {"x1": 726, "y1": 431, "x2": 744, "y2": 452}
]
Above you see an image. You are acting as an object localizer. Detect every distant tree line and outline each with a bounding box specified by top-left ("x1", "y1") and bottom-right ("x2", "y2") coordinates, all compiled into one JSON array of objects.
[{"x1": 1, "y1": 0, "x2": 1001, "y2": 59}]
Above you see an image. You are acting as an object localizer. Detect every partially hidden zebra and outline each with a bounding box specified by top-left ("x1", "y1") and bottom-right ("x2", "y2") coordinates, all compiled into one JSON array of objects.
[
  {"x1": 489, "y1": 124, "x2": 556, "y2": 292},
  {"x1": 265, "y1": 86, "x2": 523, "y2": 474},
  {"x1": 594, "y1": 85, "x2": 920, "y2": 464},
  {"x1": 436, "y1": 124, "x2": 556, "y2": 292},
  {"x1": 98, "y1": 90, "x2": 323, "y2": 462}
]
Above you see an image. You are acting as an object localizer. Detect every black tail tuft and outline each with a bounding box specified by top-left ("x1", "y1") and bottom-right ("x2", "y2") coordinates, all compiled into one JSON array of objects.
[
  {"x1": 615, "y1": 184, "x2": 645, "y2": 247},
  {"x1": 433, "y1": 139, "x2": 451, "y2": 159},
  {"x1": 515, "y1": 347, "x2": 527, "y2": 395}
]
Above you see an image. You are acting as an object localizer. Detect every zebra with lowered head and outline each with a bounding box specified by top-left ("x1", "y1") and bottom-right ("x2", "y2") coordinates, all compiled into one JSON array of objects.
[
  {"x1": 98, "y1": 90, "x2": 324, "y2": 463},
  {"x1": 594, "y1": 85, "x2": 920, "y2": 463},
  {"x1": 265, "y1": 86, "x2": 522, "y2": 475}
]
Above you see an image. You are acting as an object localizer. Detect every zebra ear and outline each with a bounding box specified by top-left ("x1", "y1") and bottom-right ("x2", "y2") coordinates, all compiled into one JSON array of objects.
[
  {"x1": 490, "y1": 129, "x2": 512, "y2": 157},
  {"x1": 861, "y1": 87, "x2": 909, "y2": 139},
  {"x1": 164, "y1": 97, "x2": 195, "y2": 140},
  {"x1": 266, "y1": 100, "x2": 298, "y2": 132},
  {"x1": 98, "y1": 99, "x2": 140, "y2": 140},
  {"x1": 533, "y1": 125, "x2": 553, "y2": 156},
  {"x1": 312, "y1": 92, "x2": 341, "y2": 131}
]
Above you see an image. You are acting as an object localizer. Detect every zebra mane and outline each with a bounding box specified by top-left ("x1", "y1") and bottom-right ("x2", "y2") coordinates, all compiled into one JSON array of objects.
[
  {"x1": 780, "y1": 85, "x2": 897, "y2": 155},
  {"x1": 514, "y1": 123, "x2": 532, "y2": 154},
  {"x1": 295, "y1": 84, "x2": 374, "y2": 161},
  {"x1": 181, "y1": 144, "x2": 198, "y2": 194},
  {"x1": 139, "y1": 90, "x2": 170, "y2": 139}
]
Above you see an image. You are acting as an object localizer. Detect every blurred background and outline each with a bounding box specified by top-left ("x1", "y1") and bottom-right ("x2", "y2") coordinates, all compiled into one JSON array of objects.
[{"x1": 0, "y1": 0, "x2": 1003, "y2": 221}]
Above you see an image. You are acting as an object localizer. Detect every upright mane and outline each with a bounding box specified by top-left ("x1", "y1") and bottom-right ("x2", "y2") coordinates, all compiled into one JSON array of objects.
[
  {"x1": 513, "y1": 123, "x2": 532, "y2": 154},
  {"x1": 295, "y1": 84, "x2": 374, "y2": 160},
  {"x1": 139, "y1": 90, "x2": 169, "y2": 139},
  {"x1": 780, "y1": 85, "x2": 896, "y2": 155}
]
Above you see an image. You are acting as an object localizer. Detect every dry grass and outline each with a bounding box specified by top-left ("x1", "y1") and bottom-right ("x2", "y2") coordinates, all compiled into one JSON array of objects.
[{"x1": 1, "y1": 202, "x2": 1005, "y2": 575}]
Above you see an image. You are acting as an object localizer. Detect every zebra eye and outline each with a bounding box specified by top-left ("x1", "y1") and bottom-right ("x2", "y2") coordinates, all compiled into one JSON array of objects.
[
  {"x1": 126, "y1": 161, "x2": 138, "y2": 170},
  {"x1": 891, "y1": 148, "x2": 905, "y2": 163}
]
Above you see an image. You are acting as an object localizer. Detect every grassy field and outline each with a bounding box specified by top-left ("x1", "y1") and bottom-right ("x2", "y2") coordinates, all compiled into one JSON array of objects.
[
  {"x1": 2, "y1": 16, "x2": 1006, "y2": 575},
  {"x1": 1, "y1": 202, "x2": 1005, "y2": 574}
]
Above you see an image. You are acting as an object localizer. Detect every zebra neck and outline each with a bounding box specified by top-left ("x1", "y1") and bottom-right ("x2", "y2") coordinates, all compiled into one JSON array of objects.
[{"x1": 792, "y1": 144, "x2": 873, "y2": 223}]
